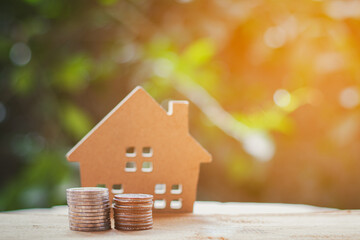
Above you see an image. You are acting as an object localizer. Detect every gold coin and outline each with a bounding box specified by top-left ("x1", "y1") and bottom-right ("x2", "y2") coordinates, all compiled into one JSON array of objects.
[
  {"x1": 114, "y1": 221, "x2": 153, "y2": 226},
  {"x1": 69, "y1": 218, "x2": 111, "y2": 224},
  {"x1": 67, "y1": 196, "x2": 109, "y2": 201},
  {"x1": 113, "y1": 209, "x2": 152, "y2": 215},
  {"x1": 68, "y1": 209, "x2": 110, "y2": 216},
  {"x1": 70, "y1": 221, "x2": 110, "y2": 228},
  {"x1": 115, "y1": 220, "x2": 153, "y2": 226},
  {"x1": 113, "y1": 212, "x2": 152, "y2": 218},
  {"x1": 67, "y1": 194, "x2": 108, "y2": 199},
  {"x1": 67, "y1": 187, "x2": 108, "y2": 194},
  {"x1": 114, "y1": 216, "x2": 152, "y2": 222},
  {"x1": 114, "y1": 225, "x2": 153, "y2": 231},
  {"x1": 114, "y1": 194, "x2": 153, "y2": 200},
  {"x1": 69, "y1": 214, "x2": 110, "y2": 220},
  {"x1": 70, "y1": 225, "x2": 111, "y2": 232},
  {"x1": 114, "y1": 198, "x2": 153, "y2": 203},
  {"x1": 113, "y1": 204, "x2": 152, "y2": 210},
  {"x1": 67, "y1": 200, "x2": 110, "y2": 206},
  {"x1": 113, "y1": 207, "x2": 152, "y2": 212},
  {"x1": 113, "y1": 202, "x2": 152, "y2": 207},
  {"x1": 67, "y1": 191, "x2": 108, "y2": 196},
  {"x1": 69, "y1": 207, "x2": 110, "y2": 213},
  {"x1": 69, "y1": 204, "x2": 110, "y2": 209}
]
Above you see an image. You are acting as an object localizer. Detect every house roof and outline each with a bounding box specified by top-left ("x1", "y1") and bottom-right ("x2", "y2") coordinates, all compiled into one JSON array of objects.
[{"x1": 66, "y1": 86, "x2": 211, "y2": 164}]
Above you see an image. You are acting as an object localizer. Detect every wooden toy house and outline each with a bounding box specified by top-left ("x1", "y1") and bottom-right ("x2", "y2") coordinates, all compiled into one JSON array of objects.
[{"x1": 66, "y1": 86, "x2": 211, "y2": 213}]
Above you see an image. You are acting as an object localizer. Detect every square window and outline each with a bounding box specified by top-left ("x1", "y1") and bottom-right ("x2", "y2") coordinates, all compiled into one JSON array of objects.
[
  {"x1": 125, "y1": 161, "x2": 136, "y2": 172},
  {"x1": 142, "y1": 162, "x2": 153, "y2": 172},
  {"x1": 171, "y1": 184, "x2": 182, "y2": 194},
  {"x1": 142, "y1": 147, "x2": 153, "y2": 157},
  {"x1": 112, "y1": 184, "x2": 123, "y2": 194},
  {"x1": 126, "y1": 147, "x2": 136, "y2": 157},
  {"x1": 96, "y1": 184, "x2": 106, "y2": 188},
  {"x1": 170, "y1": 199, "x2": 182, "y2": 209},
  {"x1": 154, "y1": 184, "x2": 166, "y2": 194},
  {"x1": 154, "y1": 199, "x2": 166, "y2": 209}
]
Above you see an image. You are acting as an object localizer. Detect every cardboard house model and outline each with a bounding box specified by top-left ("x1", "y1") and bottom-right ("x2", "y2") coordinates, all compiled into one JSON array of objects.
[{"x1": 66, "y1": 86, "x2": 211, "y2": 213}]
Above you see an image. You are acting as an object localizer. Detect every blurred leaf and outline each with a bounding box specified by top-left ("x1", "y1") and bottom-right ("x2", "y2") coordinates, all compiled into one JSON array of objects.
[
  {"x1": 192, "y1": 67, "x2": 219, "y2": 93},
  {"x1": 53, "y1": 54, "x2": 92, "y2": 93},
  {"x1": 38, "y1": 0, "x2": 64, "y2": 19},
  {"x1": 23, "y1": 19, "x2": 49, "y2": 38},
  {"x1": 11, "y1": 67, "x2": 35, "y2": 96},
  {"x1": 98, "y1": 0, "x2": 118, "y2": 6},
  {"x1": 0, "y1": 37, "x2": 11, "y2": 61},
  {"x1": 227, "y1": 157, "x2": 254, "y2": 183},
  {"x1": 146, "y1": 37, "x2": 175, "y2": 58},
  {"x1": 23, "y1": 0, "x2": 41, "y2": 4},
  {"x1": 0, "y1": 150, "x2": 75, "y2": 210},
  {"x1": 93, "y1": 59, "x2": 117, "y2": 82},
  {"x1": 182, "y1": 39, "x2": 215, "y2": 67},
  {"x1": 10, "y1": 133, "x2": 45, "y2": 158},
  {"x1": 23, "y1": 0, "x2": 63, "y2": 18},
  {"x1": 233, "y1": 110, "x2": 294, "y2": 133},
  {"x1": 59, "y1": 103, "x2": 93, "y2": 140}
]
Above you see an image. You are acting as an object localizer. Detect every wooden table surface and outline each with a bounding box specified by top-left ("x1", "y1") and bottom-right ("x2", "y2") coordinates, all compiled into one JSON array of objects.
[{"x1": 1, "y1": 201, "x2": 359, "y2": 239}]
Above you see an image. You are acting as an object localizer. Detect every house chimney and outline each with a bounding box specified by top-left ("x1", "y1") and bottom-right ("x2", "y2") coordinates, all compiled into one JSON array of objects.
[{"x1": 168, "y1": 100, "x2": 189, "y2": 130}]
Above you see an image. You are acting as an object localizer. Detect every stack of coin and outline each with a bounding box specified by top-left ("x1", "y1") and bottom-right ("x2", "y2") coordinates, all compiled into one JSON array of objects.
[
  {"x1": 66, "y1": 187, "x2": 111, "y2": 232},
  {"x1": 113, "y1": 194, "x2": 153, "y2": 231}
]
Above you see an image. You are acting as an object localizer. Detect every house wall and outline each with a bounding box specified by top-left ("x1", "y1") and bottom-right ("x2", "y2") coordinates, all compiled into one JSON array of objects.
[{"x1": 80, "y1": 162, "x2": 200, "y2": 213}]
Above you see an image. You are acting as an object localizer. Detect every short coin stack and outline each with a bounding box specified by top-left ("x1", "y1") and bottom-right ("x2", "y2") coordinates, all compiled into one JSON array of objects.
[
  {"x1": 66, "y1": 187, "x2": 111, "y2": 232},
  {"x1": 113, "y1": 194, "x2": 153, "y2": 231}
]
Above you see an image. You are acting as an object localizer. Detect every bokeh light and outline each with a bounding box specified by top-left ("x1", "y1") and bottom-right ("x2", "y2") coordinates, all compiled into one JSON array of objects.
[
  {"x1": 264, "y1": 27, "x2": 287, "y2": 49},
  {"x1": 339, "y1": 87, "x2": 359, "y2": 109},
  {"x1": 9, "y1": 43, "x2": 32, "y2": 66},
  {"x1": 325, "y1": 0, "x2": 360, "y2": 19},
  {"x1": 273, "y1": 89, "x2": 291, "y2": 108},
  {"x1": 242, "y1": 132, "x2": 275, "y2": 162},
  {"x1": 153, "y1": 58, "x2": 174, "y2": 78}
]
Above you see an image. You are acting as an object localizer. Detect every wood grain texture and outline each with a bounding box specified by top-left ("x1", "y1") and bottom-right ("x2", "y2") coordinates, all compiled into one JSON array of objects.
[{"x1": 1, "y1": 202, "x2": 359, "y2": 239}]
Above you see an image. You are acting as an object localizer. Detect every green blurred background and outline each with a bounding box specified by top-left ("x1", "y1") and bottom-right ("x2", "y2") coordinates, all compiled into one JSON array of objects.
[{"x1": 1, "y1": 0, "x2": 360, "y2": 211}]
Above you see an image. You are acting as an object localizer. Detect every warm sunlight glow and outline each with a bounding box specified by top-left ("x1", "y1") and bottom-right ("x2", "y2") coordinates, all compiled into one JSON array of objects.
[
  {"x1": 273, "y1": 89, "x2": 291, "y2": 108},
  {"x1": 264, "y1": 27, "x2": 287, "y2": 49},
  {"x1": 339, "y1": 87, "x2": 359, "y2": 109}
]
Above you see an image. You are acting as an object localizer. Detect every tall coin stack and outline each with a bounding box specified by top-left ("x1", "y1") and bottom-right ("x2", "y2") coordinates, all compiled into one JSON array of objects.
[
  {"x1": 113, "y1": 194, "x2": 154, "y2": 231},
  {"x1": 66, "y1": 187, "x2": 111, "y2": 232}
]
